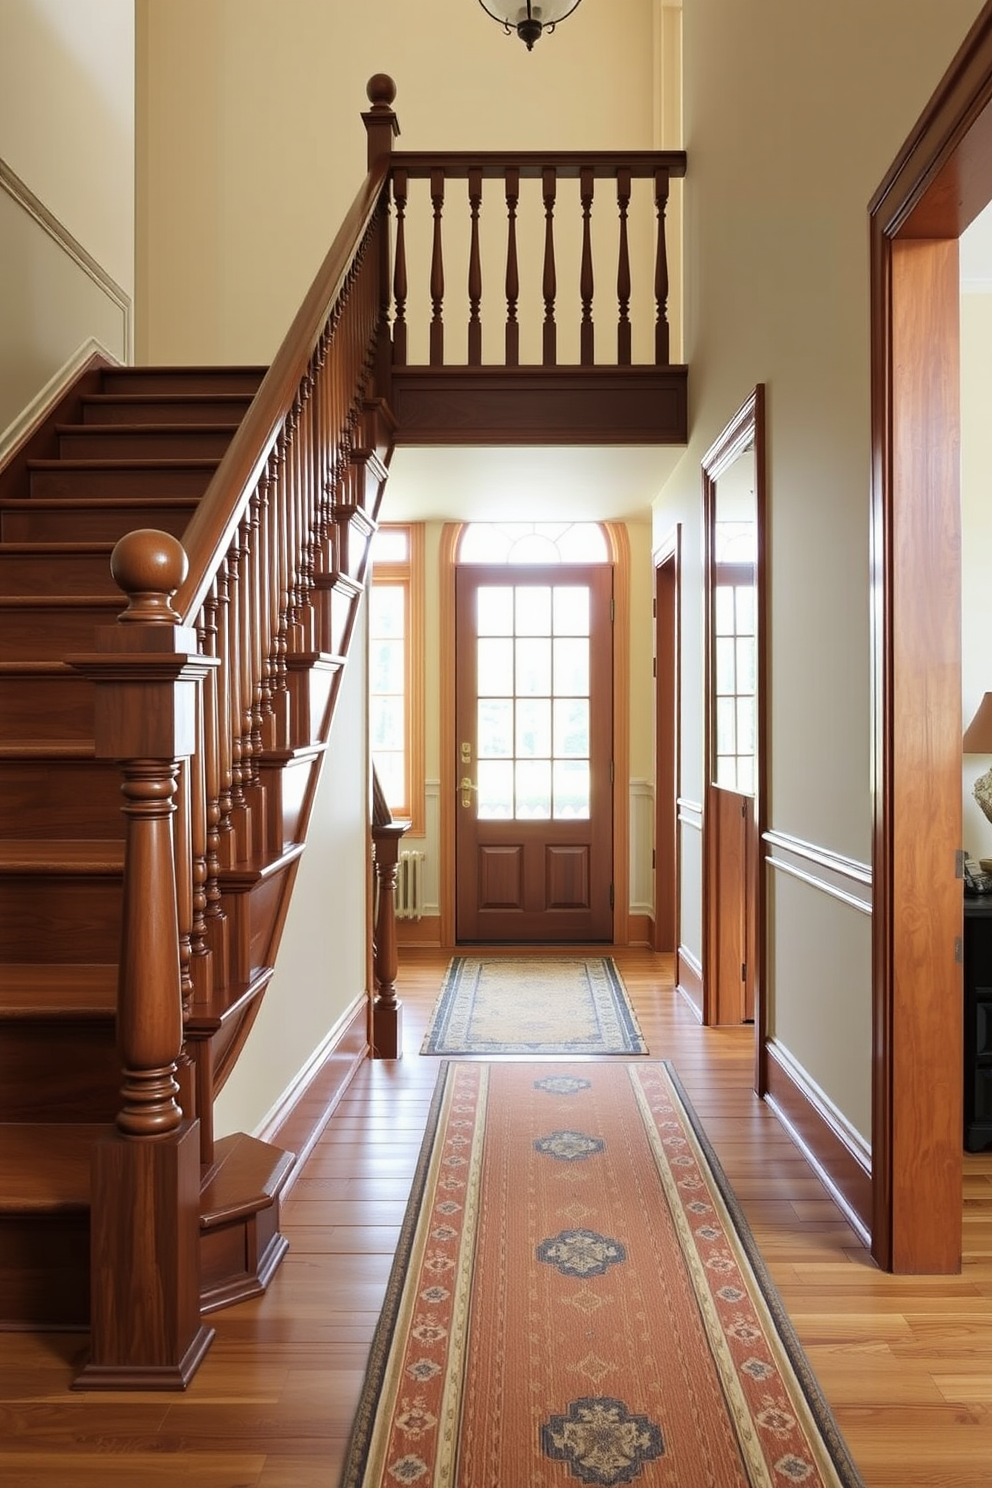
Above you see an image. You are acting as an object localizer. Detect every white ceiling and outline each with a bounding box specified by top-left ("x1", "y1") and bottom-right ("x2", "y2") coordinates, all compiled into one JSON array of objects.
[{"x1": 380, "y1": 443, "x2": 686, "y2": 523}]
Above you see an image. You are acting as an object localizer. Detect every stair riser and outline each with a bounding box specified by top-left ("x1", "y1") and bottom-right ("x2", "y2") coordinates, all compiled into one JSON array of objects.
[
  {"x1": 100, "y1": 369, "x2": 264, "y2": 396},
  {"x1": 82, "y1": 397, "x2": 254, "y2": 425},
  {"x1": 0, "y1": 604, "x2": 124, "y2": 661},
  {"x1": 0, "y1": 760, "x2": 123, "y2": 836},
  {"x1": 0, "y1": 1214, "x2": 90, "y2": 1327},
  {"x1": 0, "y1": 1019, "x2": 120, "y2": 1121},
  {"x1": 0, "y1": 503, "x2": 195, "y2": 543},
  {"x1": 0, "y1": 676, "x2": 94, "y2": 740},
  {"x1": 28, "y1": 464, "x2": 217, "y2": 501},
  {"x1": 0, "y1": 877, "x2": 122, "y2": 961},
  {"x1": 58, "y1": 427, "x2": 237, "y2": 460},
  {"x1": 0, "y1": 549, "x2": 117, "y2": 595}
]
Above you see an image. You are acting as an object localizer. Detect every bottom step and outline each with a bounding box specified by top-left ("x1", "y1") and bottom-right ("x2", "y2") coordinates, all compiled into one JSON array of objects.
[{"x1": 0, "y1": 1122, "x2": 295, "y2": 1327}]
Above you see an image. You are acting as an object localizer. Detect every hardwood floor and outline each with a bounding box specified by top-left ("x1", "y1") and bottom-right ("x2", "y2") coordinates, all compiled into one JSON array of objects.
[{"x1": 2, "y1": 946, "x2": 991, "y2": 1486}]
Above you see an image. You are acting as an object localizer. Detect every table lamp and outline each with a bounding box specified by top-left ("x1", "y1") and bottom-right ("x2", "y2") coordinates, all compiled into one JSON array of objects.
[{"x1": 963, "y1": 692, "x2": 992, "y2": 826}]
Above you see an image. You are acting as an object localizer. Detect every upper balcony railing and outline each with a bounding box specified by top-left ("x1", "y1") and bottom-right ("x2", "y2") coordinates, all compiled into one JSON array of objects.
[{"x1": 364, "y1": 75, "x2": 688, "y2": 443}]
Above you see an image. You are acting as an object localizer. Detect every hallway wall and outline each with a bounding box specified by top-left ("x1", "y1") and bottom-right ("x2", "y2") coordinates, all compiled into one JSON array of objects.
[{"x1": 654, "y1": 0, "x2": 984, "y2": 1149}]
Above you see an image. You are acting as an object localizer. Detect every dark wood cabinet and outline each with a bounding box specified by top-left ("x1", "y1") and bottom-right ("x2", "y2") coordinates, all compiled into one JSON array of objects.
[{"x1": 963, "y1": 899, "x2": 992, "y2": 1151}]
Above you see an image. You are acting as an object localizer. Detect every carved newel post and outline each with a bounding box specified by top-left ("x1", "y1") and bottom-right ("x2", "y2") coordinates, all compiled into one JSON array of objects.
[{"x1": 71, "y1": 529, "x2": 217, "y2": 1390}]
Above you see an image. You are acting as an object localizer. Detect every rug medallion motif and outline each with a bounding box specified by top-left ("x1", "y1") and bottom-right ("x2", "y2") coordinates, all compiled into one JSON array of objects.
[{"x1": 341, "y1": 1060, "x2": 864, "y2": 1488}]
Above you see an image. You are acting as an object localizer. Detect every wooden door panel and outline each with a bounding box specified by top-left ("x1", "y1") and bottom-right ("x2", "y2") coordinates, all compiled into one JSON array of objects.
[
  {"x1": 478, "y1": 846, "x2": 524, "y2": 909},
  {"x1": 546, "y1": 845, "x2": 590, "y2": 909}
]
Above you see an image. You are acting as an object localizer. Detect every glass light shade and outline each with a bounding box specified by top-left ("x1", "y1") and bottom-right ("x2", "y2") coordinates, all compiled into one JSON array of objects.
[{"x1": 478, "y1": 1, "x2": 584, "y2": 49}]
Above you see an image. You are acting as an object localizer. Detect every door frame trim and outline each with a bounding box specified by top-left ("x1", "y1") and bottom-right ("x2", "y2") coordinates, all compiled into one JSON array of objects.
[
  {"x1": 700, "y1": 386, "x2": 767, "y2": 1083},
  {"x1": 865, "y1": 5, "x2": 992, "y2": 1271},
  {"x1": 653, "y1": 524, "x2": 681, "y2": 952},
  {"x1": 439, "y1": 521, "x2": 631, "y2": 947}
]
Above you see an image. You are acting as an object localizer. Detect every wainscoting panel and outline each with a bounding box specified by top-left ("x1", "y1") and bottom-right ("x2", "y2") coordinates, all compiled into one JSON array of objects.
[{"x1": 764, "y1": 836, "x2": 873, "y2": 1149}]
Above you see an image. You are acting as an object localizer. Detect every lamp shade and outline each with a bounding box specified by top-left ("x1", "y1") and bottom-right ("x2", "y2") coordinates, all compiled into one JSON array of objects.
[
  {"x1": 478, "y1": 1, "x2": 584, "y2": 49},
  {"x1": 964, "y1": 692, "x2": 992, "y2": 752}
]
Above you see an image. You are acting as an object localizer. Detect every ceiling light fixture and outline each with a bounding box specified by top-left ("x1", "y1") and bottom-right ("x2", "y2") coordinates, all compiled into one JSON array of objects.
[{"x1": 478, "y1": 2, "x2": 584, "y2": 51}]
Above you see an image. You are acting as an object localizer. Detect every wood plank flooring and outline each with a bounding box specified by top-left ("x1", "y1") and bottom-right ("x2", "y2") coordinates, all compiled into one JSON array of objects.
[{"x1": 2, "y1": 946, "x2": 991, "y2": 1486}]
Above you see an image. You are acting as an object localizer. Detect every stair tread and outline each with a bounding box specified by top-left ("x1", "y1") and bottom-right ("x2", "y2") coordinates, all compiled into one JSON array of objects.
[
  {"x1": 0, "y1": 963, "x2": 116, "y2": 1015},
  {"x1": 0, "y1": 839, "x2": 124, "y2": 871},
  {"x1": 0, "y1": 542, "x2": 115, "y2": 553},
  {"x1": 0, "y1": 594, "x2": 119, "y2": 607},
  {"x1": 0, "y1": 1122, "x2": 117, "y2": 1210},
  {"x1": 200, "y1": 1132, "x2": 295, "y2": 1226},
  {"x1": 0, "y1": 740, "x2": 96, "y2": 758},
  {"x1": 0, "y1": 495, "x2": 197, "y2": 508}
]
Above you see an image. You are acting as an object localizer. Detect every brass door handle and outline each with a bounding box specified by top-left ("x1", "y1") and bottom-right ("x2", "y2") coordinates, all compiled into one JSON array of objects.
[{"x1": 459, "y1": 776, "x2": 478, "y2": 807}]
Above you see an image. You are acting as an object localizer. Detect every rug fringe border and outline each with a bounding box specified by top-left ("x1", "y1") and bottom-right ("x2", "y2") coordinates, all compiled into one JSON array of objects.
[{"x1": 658, "y1": 1058, "x2": 867, "y2": 1488}]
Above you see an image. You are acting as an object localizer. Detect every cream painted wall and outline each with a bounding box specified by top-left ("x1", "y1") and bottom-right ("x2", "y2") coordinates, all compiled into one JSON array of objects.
[
  {"x1": 961, "y1": 290, "x2": 992, "y2": 860},
  {"x1": 654, "y1": 0, "x2": 983, "y2": 1131},
  {"x1": 1, "y1": 0, "x2": 135, "y2": 291},
  {"x1": 137, "y1": 0, "x2": 658, "y2": 366},
  {"x1": 213, "y1": 618, "x2": 369, "y2": 1139},
  {"x1": 0, "y1": 0, "x2": 134, "y2": 429}
]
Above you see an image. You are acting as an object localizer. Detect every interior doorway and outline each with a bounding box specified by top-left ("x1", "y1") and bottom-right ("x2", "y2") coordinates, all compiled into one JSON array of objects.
[
  {"x1": 700, "y1": 388, "x2": 766, "y2": 1046},
  {"x1": 653, "y1": 527, "x2": 681, "y2": 953}
]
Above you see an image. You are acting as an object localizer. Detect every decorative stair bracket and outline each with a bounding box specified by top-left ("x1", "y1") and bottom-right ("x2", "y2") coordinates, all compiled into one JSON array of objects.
[{"x1": 69, "y1": 529, "x2": 217, "y2": 1390}]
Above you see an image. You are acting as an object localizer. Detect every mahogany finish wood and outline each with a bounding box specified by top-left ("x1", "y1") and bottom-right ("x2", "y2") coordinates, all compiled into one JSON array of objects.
[
  {"x1": 371, "y1": 821, "x2": 407, "y2": 1058},
  {"x1": 867, "y1": 8, "x2": 992, "y2": 1273},
  {"x1": 389, "y1": 365, "x2": 688, "y2": 445},
  {"x1": 3, "y1": 949, "x2": 991, "y2": 1486}
]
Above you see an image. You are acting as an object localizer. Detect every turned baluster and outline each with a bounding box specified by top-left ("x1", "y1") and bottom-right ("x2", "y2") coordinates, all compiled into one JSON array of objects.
[
  {"x1": 580, "y1": 166, "x2": 595, "y2": 366},
  {"x1": 616, "y1": 167, "x2": 632, "y2": 366},
  {"x1": 542, "y1": 166, "x2": 557, "y2": 366},
  {"x1": 505, "y1": 167, "x2": 520, "y2": 367},
  {"x1": 655, "y1": 166, "x2": 671, "y2": 364},
  {"x1": 392, "y1": 167, "x2": 409, "y2": 367},
  {"x1": 71, "y1": 528, "x2": 215, "y2": 1389},
  {"x1": 468, "y1": 166, "x2": 483, "y2": 365},
  {"x1": 429, "y1": 167, "x2": 446, "y2": 366}
]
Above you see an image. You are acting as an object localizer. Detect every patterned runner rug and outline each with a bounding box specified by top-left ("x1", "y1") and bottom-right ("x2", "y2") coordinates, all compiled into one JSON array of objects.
[
  {"x1": 341, "y1": 1060, "x2": 864, "y2": 1488},
  {"x1": 420, "y1": 956, "x2": 647, "y2": 1056}
]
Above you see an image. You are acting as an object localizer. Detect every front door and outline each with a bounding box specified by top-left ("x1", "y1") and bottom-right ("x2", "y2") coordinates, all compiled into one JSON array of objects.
[{"x1": 454, "y1": 564, "x2": 613, "y2": 942}]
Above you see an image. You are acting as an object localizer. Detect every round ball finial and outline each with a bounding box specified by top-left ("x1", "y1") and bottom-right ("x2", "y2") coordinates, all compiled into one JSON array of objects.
[
  {"x1": 366, "y1": 74, "x2": 397, "y2": 110},
  {"x1": 110, "y1": 528, "x2": 188, "y2": 624}
]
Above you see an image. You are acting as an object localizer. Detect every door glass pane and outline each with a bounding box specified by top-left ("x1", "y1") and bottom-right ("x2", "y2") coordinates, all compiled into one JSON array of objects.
[
  {"x1": 516, "y1": 698, "x2": 551, "y2": 758},
  {"x1": 516, "y1": 586, "x2": 551, "y2": 636},
  {"x1": 554, "y1": 698, "x2": 588, "y2": 757},
  {"x1": 714, "y1": 586, "x2": 735, "y2": 636},
  {"x1": 554, "y1": 758, "x2": 589, "y2": 818},
  {"x1": 516, "y1": 636, "x2": 551, "y2": 696},
  {"x1": 553, "y1": 586, "x2": 590, "y2": 635},
  {"x1": 735, "y1": 584, "x2": 755, "y2": 635},
  {"x1": 716, "y1": 755, "x2": 738, "y2": 790},
  {"x1": 478, "y1": 698, "x2": 513, "y2": 758},
  {"x1": 736, "y1": 695, "x2": 755, "y2": 755},
  {"x1": 716, "y1": 697, "x2": 736, "y2": 756},
  {"x1": 478, "y1": 759, "x2": 513, "y2": 819},
  {"x1": 553, "y1": 637, "x2": 588, "y2": 695},
  {"x1": 737, "y1": 755, "x2": 755, "y2": 795},
  {"x1": 477, "y1": 586, "x2": 514, "y2": 636},
  {"x1": 478, "y1": 637, "x2": 514, "y2": 695},
  {"x1": 736, "y1": 636, "x2": 755, "y2": 695},
  {"x1": 715, "y1": 637, "x2": 735, "y2": 695},
  {"x1": 516, "y1": 759, "x2": 551, "y2": 819}
]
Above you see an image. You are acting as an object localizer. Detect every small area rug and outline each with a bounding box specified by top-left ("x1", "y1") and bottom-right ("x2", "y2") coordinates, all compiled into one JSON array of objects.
[
  {"x1": 340, "y1": 1060, "x2": 864, "y2": 1488},
  {"x1": 420, "y1": 956, "x2": 647, "y2": 1056}
]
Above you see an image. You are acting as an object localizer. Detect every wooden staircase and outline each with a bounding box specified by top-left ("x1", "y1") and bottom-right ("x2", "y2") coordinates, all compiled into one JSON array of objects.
[
  {"x1": 0, "y1": 364, "x2": 297, "y2": 1332},
  {"x1": 0, "y1": 326, "x2": 392, "y2": 1383}
]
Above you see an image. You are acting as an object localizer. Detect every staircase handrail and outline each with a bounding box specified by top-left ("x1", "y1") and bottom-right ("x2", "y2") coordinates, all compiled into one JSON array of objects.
[{"x1": 173, "y1": 157, "x2": 390, "y2": 625}]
